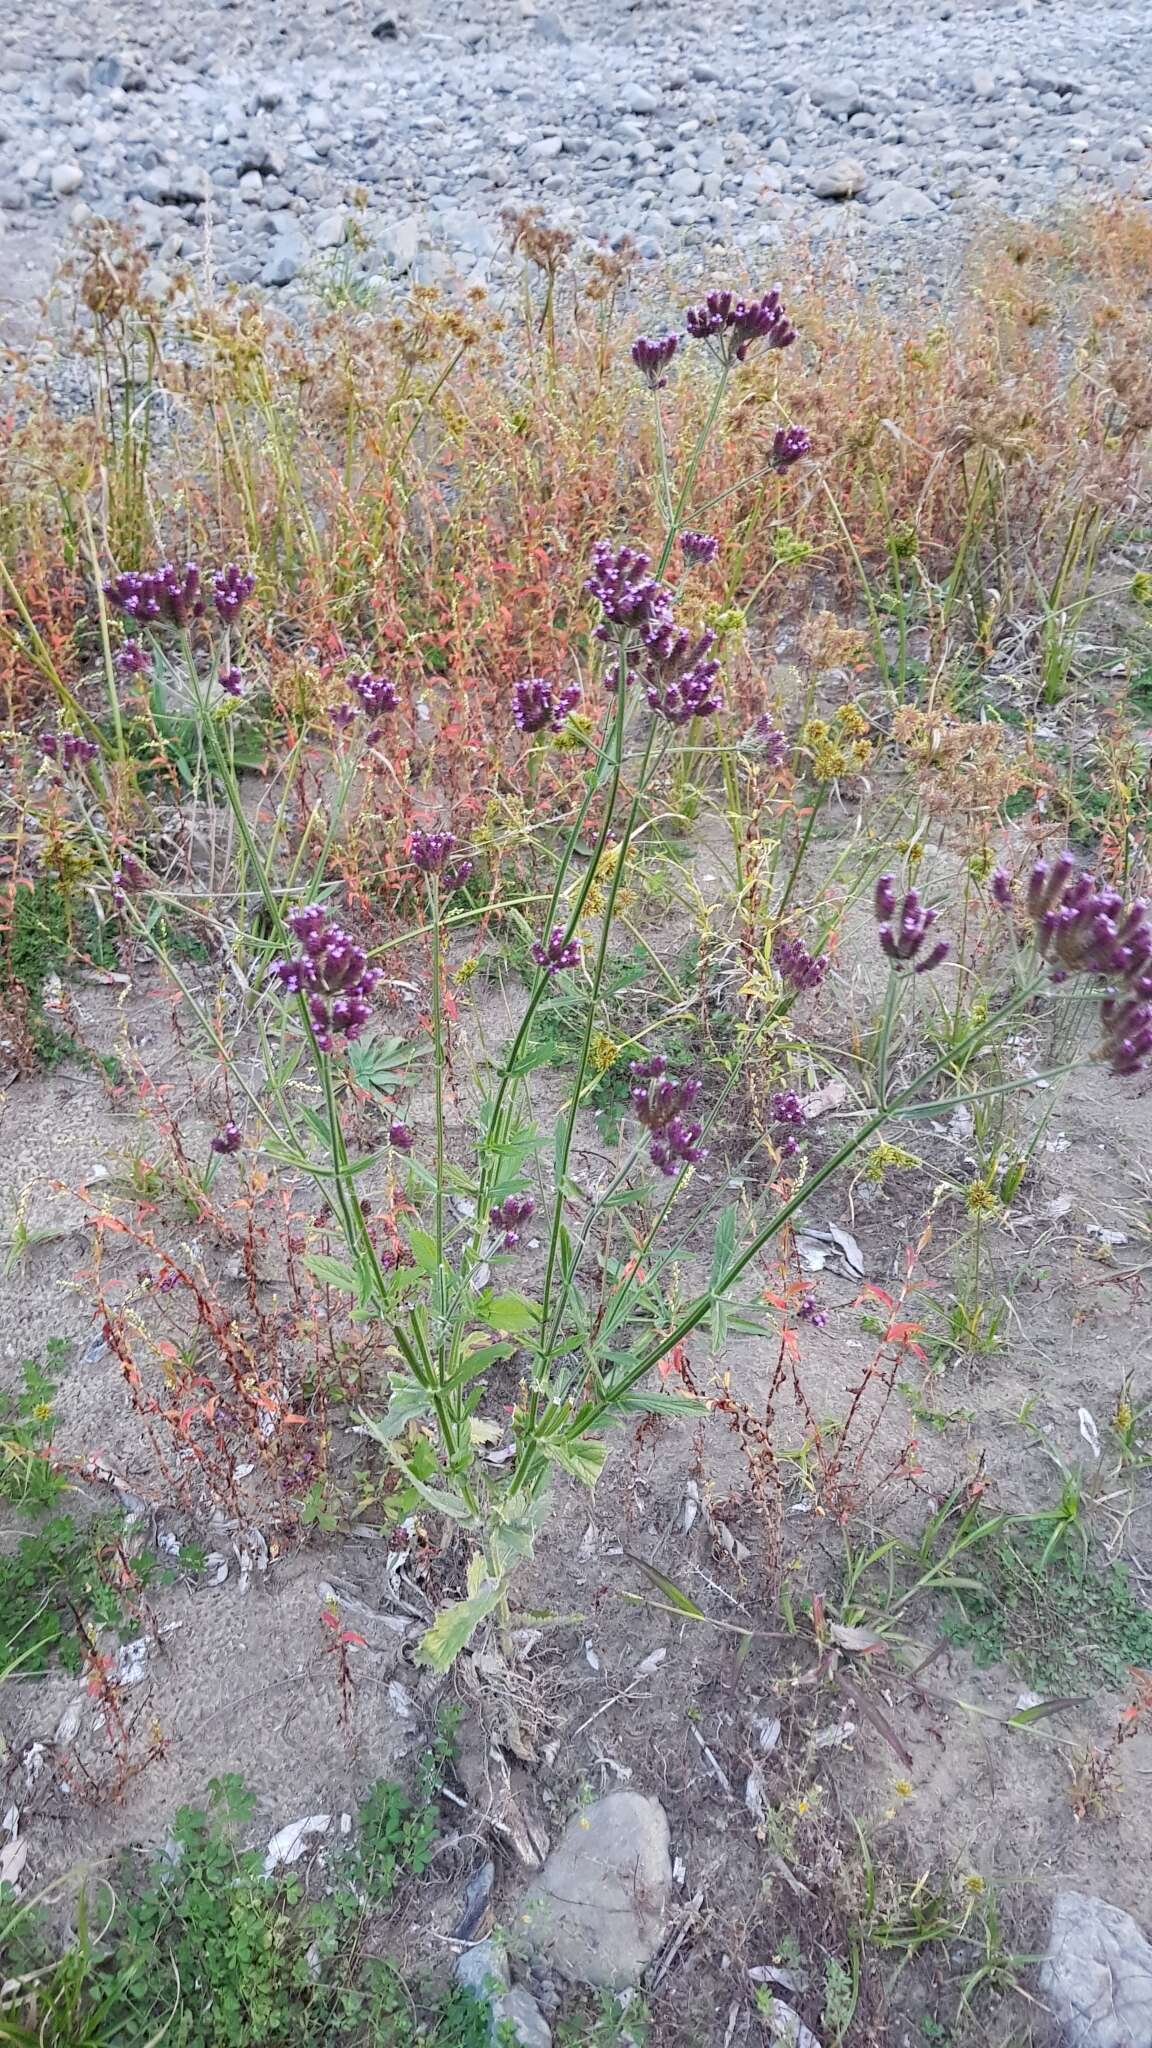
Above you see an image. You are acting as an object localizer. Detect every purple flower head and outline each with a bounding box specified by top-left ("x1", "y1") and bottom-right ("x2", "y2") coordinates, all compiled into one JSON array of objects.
[
  {"x1": 271, "y1": 904, "x2": 381, "y2": 1052},
  {"x1": 631, "y1": 332, "x2": 680, "y2": 389},
  {"x1": 990, "y1": 867, "x2": 1013, "y2": 908},
  {"x1": 115, "y1": 638, "x2": 150, "y2": 678},
  {"x1": 219, "y1": 667, "x2": 244, "y2": 698},
  {"x1": 349, "y1": 672, "x2": 399, "y2": 716},
  {"x1": 751, "y1": 715, "x2": 789, "y2": 767},
  {"x1": 770, "y1": 425, "x2": 811, "y2": 472},
  {"x1": 41, "y1": 730, "x2": 99, "y2": 770},
  {"x1": 112, "y1": 854, "x2": 148, "y2": 903},
  {"x1": 771, "y1": 1089, "x2": 807, "y2": 1127},
  {"x1": 388, "y1": 1119, "x2": 414, "y2": 1151},
  {"x1": 680, "y1": 530, "x2": 720, "y2": 566},
  {"x1": 630, "y1": 1054, "x2": 706, "y2": 1175},
  {"x1": 685, "y1": 285, "x2": 796, "y2": 365},
  {"x1": 1025, "y1": 854, "x2": 1152, "y2": 991},
  {"x1": 772, "y1": 932, "x2": 829, "y2": 993},
  {"x1": 874, "y1": 880, "x2": 950, "y2": 974},
  {"x1": 642, "y1": 622, "x2": 723, "y2": 725},
  {"x1": 585, "y1": 540, "x2": 675, "y2": 649},
  {"x1": 489, "y1": 1191, "x2": 535, "y2": 1251},
  {"x1": 330, "y1": 703, "x2": 357, "y2": 730},
  {"x1": 104, "y1": 562, "x2": 204, "y2": 629},
  {"x1": 1100, "y1": 994, "x2": 1152, "y2": 1077},
  {"x1": 409, "y1": 828, "x2": 457, "y2": 875},
  {"x1": 212, "y1": 565, "x2": 256, "y2": 625},
  {"x1": 211, "y1": 1122, "x2": 242, "y2": 1156},
  {"x1": 797, "y1": 1294, "x2": 828, "y2": 1328},
  {"x1": 513, "y1": 676, "x2": 581, "y2": 735},
  {"x1": 531, "y1": 926, "x2": 582, "y2": 976},
  {"x1": 446, "y1": 858, "x2": 475, "y2": 893}
]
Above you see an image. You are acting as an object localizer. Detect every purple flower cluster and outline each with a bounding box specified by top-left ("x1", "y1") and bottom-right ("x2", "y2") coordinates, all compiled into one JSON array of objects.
[
  {"x1": 41, "y1": 730, "x2": 99, "y2": 769},
  {"x1": 512, "y1": 675, "x2": 581, "y2": 735},
  {"x1": 105, "y1": 562, "x2": 205, "y2": 628},
  {"x1": 685, "y1": 286, "x2": 797, "y2": 364},
  {"x1": 389, "y1": 1119, "x2": 414, "y2": 1151},
  {"x1": 585, "y1": 541, "x2": 675, "y2": 646},
  {"x1": 642, "y1": 623, "x2": 723, "y2": 725},
  {"x1": 631, "y1": 332, "x2": 679, "y2": 389},
  {"x1": 349, "y1": 672, "x2": 399, "y2": 716},
  {"x1": 630, "y1": 1053, "x2": 706, "y2": 1177},
  {"x1": 112, "y1": 854, "x2": 148, "y2": 903},
  {"x1": 104, "y1": 560, "x2": 255, "y2": 631},
  {"x1": 797, "y1": 1294, "x2": 828, "y2": 1328},
  {"x1": 219, "y1": 667, "x2": 244, "y2": 698},
  {"x1": 772, "y1": 932, "x2": 829, "y2": 993},
  {"x1": 874, "y1": 876, "x2": 950, "y2": 975},
  {"x1": 115, "y1": 638, "x2": 150, "y2": 678},
  {"x1": 271, "y1": 904, "x2": 382, "y2": 1052},
  {"x1": 211, "y1": 1122, "x2": 242, "y2": 1156},
  {"x1": 212, "y1": 565, "x2": 256, "y2": 624},
  {"x1": 751, "y1": 715, "x2": 790, "y2": 767},
  {"x1": 771, "y1": 426, "x2": 812, "y2": 472},
  {"x1": 680, "y1": 530, "x2": 720, "y2": 566},
  {"x1": 490, "y1": 1192, "x2": 535, "y2": 1250},
  {"x1": 771, "y1": 1089, "x2": 807, "y2": 1126},
  {"x1": 409, "y1": 829, "x2": 474, "y2": 890},
  {"x1": 994, "y1": 853, "x2": 1152, "y2": 1076},
  {"x1": 531, "y1": 926, "x2": 582, "y2": 976}
]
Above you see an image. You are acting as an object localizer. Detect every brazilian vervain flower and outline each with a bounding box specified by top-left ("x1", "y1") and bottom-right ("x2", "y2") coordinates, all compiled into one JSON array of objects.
[
  {"x1": 772, "y1": 933, "x2": 829, "y2": 992},
  {"x1": 349, "y1": 672, "x2": 399, "y2": 716},
  {"x1": 873, "y1": 876, "x2": 950, "y2": 974},
  {"x1": 512, "y1": 676, "x2": 581, "y2": 735},
  {"x1": 211, "y1": 1122, "x2": 242, "y2": 1155},
  {"x1": 40, "y1": 730, "x2": 99, "y2": 769},
  {"x1": 642, "y1": 622, "x2": 723, "y2": 724},
  {"x1": 531, "y1": 926, "x2": 582, "y2": 976},
  {"x1": 680, "y1": 531, "x2": 720, "y2": 565},
  {"x1": 104, "y1": 563, "x2": 204, "y2": 628},
  {"x1": 770, "y1": 425, "x2": 811, "y2": 471},
  {"x1": 489, "y1": 1192, "x2": 535, "y2": 1250},
  {"x1": 271, "y1": 904, "x2": 381, "y2": 1052},
  {"x1": 219, "y1": 667, "x2": 244, "y2": 698},
  {"x1": 115, "y1": 638, "x2": 150, "y2": 677},
  {"x1": 630, "y1": 1054, "x2": 706, "y2": 1176},
  {"x1": 585, "y1": 541, "x2": 674, "y2": 647},
  {"x1": 631, "y1": 332, "x2": 680, "y2": 389},
  {"x1": 212, "y1": 565, "x2": 256, "y2": 624},
  {"x1": 685, "y1": 285, "x2": 796, "y2": 365},
  {"x1": 388, "y1": 1119, "x2": 414, "y2": 1151}
]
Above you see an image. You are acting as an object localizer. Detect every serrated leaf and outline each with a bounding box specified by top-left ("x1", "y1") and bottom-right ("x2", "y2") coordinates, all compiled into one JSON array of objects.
[
  {"x1": 415, "y1": 1581, "x2": 503, "y2": 1671},
  {"x1": 374, "y1": 1379, "x2": 433, "y2": 1438},
  {"x1": 358, "y1": 1420, "x2": 472, "y2": 1521},
  {"x1": 482, "y1": 1292, "x2": 540, "y2": 1335},
  {"x1": 545, "y1": 1435, "x2": 607, "y2": 1488},
  {"x1": 614, "y1": 1388, "x2": 705, "y2": 1418},
  {"x1": 305, "y1": 1253, "x2": 362, "y2": 1295},
  {"x1": 623, "y1": 1551, "x2": 707, "y2": 1619},
  {"x1": 406, "y1": 1228, "x2": 439, "y2": 1275}
]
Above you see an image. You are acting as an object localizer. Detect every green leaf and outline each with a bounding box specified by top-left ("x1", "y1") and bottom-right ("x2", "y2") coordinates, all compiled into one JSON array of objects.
[
  {"x1": 305, "y1": 1253, "x2": 362, "y2": 1295},
  {"x1": 623, "y1": 1551, "x2": 707, "y2": 1619},
  {"x1": 614, "y1": 1387, "x2": 705, "y2": 1418},
  {"x1": 711, "y1": 1204, "x2": 737, "y2": 1288},
  {"x1": 406, "y1": 1228, "x2": 440, "y2": 1276},
  {"x1": 481, "y1": 1292, "x2": 540, "y2": 1335},
  {"x1": 358, "y1": 1421, "x2": 472, "y2": 1522},
  {"x1": 375, "y1": 1380, "x2": 434, "y2": 1437},
  {"x1": 545, "y1": 1435, "x2": 607, "y2": 1488},
  {"x1": 415, "y1": 1581, "x2": 503, "y2": 1671}
]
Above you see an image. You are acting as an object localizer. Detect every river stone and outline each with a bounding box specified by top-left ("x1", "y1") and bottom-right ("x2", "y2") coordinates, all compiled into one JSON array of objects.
[
  {"x1": 1039, "y1": 1891, "x2": 1152, "y2": 2048},
  {"x1": 515, "y1": 1791, "x2": 671, "y2": 1989}
]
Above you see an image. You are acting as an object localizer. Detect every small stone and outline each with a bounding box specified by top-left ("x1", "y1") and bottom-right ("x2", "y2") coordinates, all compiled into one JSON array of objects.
[
  {"x1": 314, "y1": 209, "x2": 349, "y2": 249},
  {"x1": 530, "y1": 11, "x2": 570, "y2": 43},
  {"x1": 667, "y1": 166, "x2": 702, "y2": 197},
  {"x1": 516, "y1": 1791, "x2": 671, "y2": 1990},
  {"x1": 456, "y1": 1939, "x2": 552, "y2": 2048},
  {"x1": 261, "y1": 233, "x2": 305, "y2": 286},
  {"x1": 971, "y1": 67, "x2": 998, "y2": 97},
  {"x1": 868, "y1": 181, "x2": 937, "y2": 224},
  {"x1": 767, "y1": 137, "x2": 791, "y2": 164},
  {"x1": 808, "y1": 74, "x2": 863, "y2": 118},
  {"x1": 1040, "y1": 1892, "x2": 1152, "y2": 2048},
  {"x1": 618, "y1": 84, "x2": 660, "y2": 115},
  {"x1": 380, "y1": 213, "x2": 420, "y2": 270},
  {"x1": 50, "y1": 162, "x2": 84, "y2": 197},
  {"x1": 692, "y1": 60, "x2": 720, "y2": 83},
  {"x1": 810, "y1": 155, "x2": 868, "y2": 199}
]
